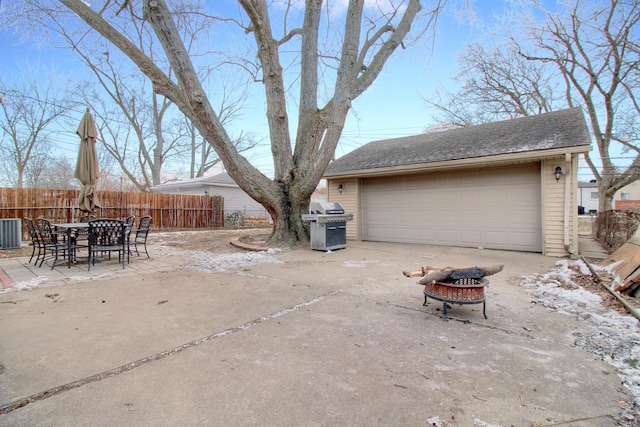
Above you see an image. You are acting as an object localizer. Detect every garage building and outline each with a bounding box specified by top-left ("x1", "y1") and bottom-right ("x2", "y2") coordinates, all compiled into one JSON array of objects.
[{"x1": 323, "y1": 108, "x2": 592, "y2": 257}]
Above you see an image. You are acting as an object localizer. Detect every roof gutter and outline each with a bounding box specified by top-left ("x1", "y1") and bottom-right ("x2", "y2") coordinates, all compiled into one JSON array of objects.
[{"x1": 323, "y1": 145, "x2": 592, "y2": 179}]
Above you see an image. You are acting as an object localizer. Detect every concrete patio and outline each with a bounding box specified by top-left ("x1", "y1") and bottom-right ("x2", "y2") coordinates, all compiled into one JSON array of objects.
[{"x1": 0, "y1": 231, "x2": 634, "y2": 426}]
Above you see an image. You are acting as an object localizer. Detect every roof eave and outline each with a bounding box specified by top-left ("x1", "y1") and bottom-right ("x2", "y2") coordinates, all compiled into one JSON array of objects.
[
  {"x1": 150, "y1": 182, "x2": 238, "y2": 191},
  {"x1": 323, "y1": 145, "x2": 592, "y2": 179}
]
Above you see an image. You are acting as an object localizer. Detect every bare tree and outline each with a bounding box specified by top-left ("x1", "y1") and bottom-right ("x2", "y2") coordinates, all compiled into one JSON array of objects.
[
  {"x1": 184, "y1": 77, "x2": 258, "y2": 179},
  {"x1": 25, "y1": 156, "x2": 78, "y2": 189},
  {"x1": 42, "y1": 0, "x2": 228, "y2": 190},
  {"x1": 74, "y1": 74, "x2": 187, "y2": 191},
  {"x1": 37, "y1": 0, "x2": 444, "y2": 244},
  {"x1": 514, "y1": 0, "x2": 640, "y2": 212},
  {"x1": 0, "y1": 68, "x2": 73, "y2": 188},
  {"x1": 431, "y1": 0, "x2": 640, "y2": 212},
  {"x1": 425, "y1": 43, "x2": 559, "y2": 127},
  {"x1": 17, "y1": 0, "x2": 254, "y2": 191}
]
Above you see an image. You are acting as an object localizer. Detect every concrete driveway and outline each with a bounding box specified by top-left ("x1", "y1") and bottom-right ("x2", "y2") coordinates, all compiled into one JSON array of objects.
[{"x1": 0, "y1": 232, "x2": 635, "y2": 426}]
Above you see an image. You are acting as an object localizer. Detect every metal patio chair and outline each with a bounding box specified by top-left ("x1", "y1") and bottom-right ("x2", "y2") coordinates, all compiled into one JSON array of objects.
[
  {"x1": 87, "y1": 219, "x2": 128, "y2": 271},
  {"x1": 125, "y1": 215, "x2": 135, "y2": 228},
  {"x1": 24, "y1": 217, "x2": 44, "y2": 265},
  {"x1": 35, "y1": 218, "x2": 75, "y2": 269},
  {"x1": 130, "y1": 215, "x2": 152, "y2": 259},
  {"x1": 73, "y1": 214, "x2": 97, "y2": 247}
]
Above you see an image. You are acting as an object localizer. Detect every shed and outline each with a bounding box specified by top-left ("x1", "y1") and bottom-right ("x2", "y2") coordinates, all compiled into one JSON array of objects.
[
  {"x1": 323, "y1": 108, "x2": 592, "y2": 257},
  {"x1": 150, "y1": 172, "x2": 269, "y2": 222}
]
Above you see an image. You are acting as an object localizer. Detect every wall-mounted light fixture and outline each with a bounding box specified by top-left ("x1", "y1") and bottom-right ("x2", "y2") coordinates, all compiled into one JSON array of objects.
[
  {"x1": 554, "y1": 166, "x2": 564, "y2": 182},
  {"x1": 204, "y1": 189, "x2": 209, "y2": 196},
  {"x1": 337, "y1": 184, "x2": 344, "y2": 194}
]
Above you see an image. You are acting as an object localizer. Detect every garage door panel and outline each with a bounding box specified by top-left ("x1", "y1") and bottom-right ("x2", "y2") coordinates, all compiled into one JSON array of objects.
[
  {"x1": 510, "y1": 231, "x2": 538, "y2": 247},
  {"x1": 361, "y1": 164, "x2": 542, "y2": 252},
  {"x1": 509, "y1": 217, "x2": 539, "y2": 229},
  {"x1": 484, "y1": 231, "x2": 509, "y2": 247},
  {"x1": 435, "y1": 229, "x2": 459, "y2": 244},
  {"x1": 511, "y1": 188, "x2": 538, "y2": 203},
  {"x1": 458, "y1": 230, "x2": 484, "y2": 246},
  {"x1": 398, "y1": 228, "x2": 426, "y2": 241},
  {"x1": 411, "y1": 229, "x2": 438, "y2": 241},
  {"x1": 484, "y1": 191, "x2": 508, "y2": 206},
  {"x1": 366, "y1": 226, "x2": 391, "y2": 240},
  {"x1": 459, "y1": 189, "x2": 482, "y2": 204}
]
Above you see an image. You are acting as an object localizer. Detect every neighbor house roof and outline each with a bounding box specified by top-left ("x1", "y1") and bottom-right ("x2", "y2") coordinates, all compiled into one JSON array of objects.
[
  {"x1": 325, "y1": 108, "x2": 592, "y2": 178},
  {"x1": 150, "y1": 172, "x2": 238, "y2": 192},
  {"x1": 578, "y1": 181, "x2": 599, "y2": 189}
]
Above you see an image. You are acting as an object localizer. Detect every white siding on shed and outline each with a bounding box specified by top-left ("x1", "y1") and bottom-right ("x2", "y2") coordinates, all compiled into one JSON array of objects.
[
  {"x1": 210, "y1": 187, "x2": 266, "y2": 217},
  {"x1": 150, "y1": 173, "x2": 268, "y2": 218}
]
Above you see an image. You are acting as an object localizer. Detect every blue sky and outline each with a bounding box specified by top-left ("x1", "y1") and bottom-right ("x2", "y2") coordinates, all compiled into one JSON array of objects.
[{"x1": 0, "y1": 0, "x2": 599, "y2": 181}]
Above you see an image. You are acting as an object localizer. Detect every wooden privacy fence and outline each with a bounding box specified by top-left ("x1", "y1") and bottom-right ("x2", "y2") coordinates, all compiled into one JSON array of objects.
[{"x1": 0, "y1": 188, "x2": 224, "y2": 238}]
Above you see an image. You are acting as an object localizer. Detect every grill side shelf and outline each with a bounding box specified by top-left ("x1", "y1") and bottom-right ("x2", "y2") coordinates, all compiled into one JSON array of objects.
[{"x1": 301, "y1": 214, "x2": 353, "y2": 223}]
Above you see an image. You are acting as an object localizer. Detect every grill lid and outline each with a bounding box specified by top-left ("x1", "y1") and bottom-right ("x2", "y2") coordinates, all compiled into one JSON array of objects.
[{"x1": 310, "y1": 201, "x2": 345, "y2": 215}]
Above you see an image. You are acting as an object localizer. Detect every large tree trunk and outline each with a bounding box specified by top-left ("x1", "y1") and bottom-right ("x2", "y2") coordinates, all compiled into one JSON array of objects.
[
  {"x1": 269, "y1": 187, "x2": 311, "y2": 244},
  {"x1": 57, "y1": 0, "x2": 433, "y2": 246},
  {"x1": 600, "y1": 182, "x2": 615, "y2": 212}
]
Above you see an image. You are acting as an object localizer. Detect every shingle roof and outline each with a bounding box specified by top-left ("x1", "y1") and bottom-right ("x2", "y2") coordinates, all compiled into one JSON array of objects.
[{"x1": 325, "y1": 108, "x2": 591, "y2": 176}]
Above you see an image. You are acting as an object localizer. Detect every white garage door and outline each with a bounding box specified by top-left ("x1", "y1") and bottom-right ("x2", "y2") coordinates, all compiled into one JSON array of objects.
[{"x1": 361, "y1": 164, "x2": 542, "y2": 252}]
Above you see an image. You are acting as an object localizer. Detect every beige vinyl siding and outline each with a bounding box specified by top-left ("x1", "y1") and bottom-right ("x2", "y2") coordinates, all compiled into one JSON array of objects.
[
  {"x1": 327, "y1": 178, "x2": 359, "y2": 241},
  {"x1": 541, "y1": 157, "x2": 576, "y2": 257}
]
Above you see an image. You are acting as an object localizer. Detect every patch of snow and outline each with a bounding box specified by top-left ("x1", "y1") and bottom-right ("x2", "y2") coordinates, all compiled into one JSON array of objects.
[
  {"x1": 521, "y1": 259, "x2": 640, "y2": 408},
  {"x1": 473, "y1": 419, "x2": 503, "y2": 427},
  {"x1": 8, "y1": 276, "x2": 49, "y2": 291},
  {"x1": 426, "y1": 416, "x2": 444, "y2": 426},
  {"x1": 342, "y1": 260, "x2": 379, "y2": 268},
  {"x1": 2, "y1": 272, "x2": 115, "y2": 294},
  {"x1": 184, "y1": 249, "x2": 284, "y2": 273}
]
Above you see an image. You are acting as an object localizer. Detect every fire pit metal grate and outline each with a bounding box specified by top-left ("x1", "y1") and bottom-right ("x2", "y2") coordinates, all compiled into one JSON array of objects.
[{"x1": 423, "y1": 277, "x2": 488, "y2": 320}]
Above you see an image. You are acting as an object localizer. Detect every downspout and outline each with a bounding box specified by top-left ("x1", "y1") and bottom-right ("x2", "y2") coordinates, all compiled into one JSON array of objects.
[{"x1": 564, "y1": 154, "x2": 575, "y2": 256}]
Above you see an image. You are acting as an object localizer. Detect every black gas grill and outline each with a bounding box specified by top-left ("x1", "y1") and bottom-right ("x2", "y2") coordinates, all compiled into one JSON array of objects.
[{"x1": 302, "y1": 202, "x2": 353, "y2": 251}]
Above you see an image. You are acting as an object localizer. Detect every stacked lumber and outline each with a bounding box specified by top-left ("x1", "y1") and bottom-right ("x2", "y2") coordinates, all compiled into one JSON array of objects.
[
  {"x1": 600, "y1": 228, "x2": 640, "y2": 296},
  {"x1": 403, "y1": 264, "x2": 504, "y2": 285}
]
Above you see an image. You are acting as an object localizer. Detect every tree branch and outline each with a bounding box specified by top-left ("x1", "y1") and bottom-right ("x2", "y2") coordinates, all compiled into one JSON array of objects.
[{"x1": 58, "y1": 0, "x2": 187, "y2": 113}]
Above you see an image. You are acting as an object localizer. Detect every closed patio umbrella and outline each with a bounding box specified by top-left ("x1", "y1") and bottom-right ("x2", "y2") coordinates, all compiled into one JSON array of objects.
[{"x1": 74, "y1": 109, "x2": 100, "y2": 212}]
